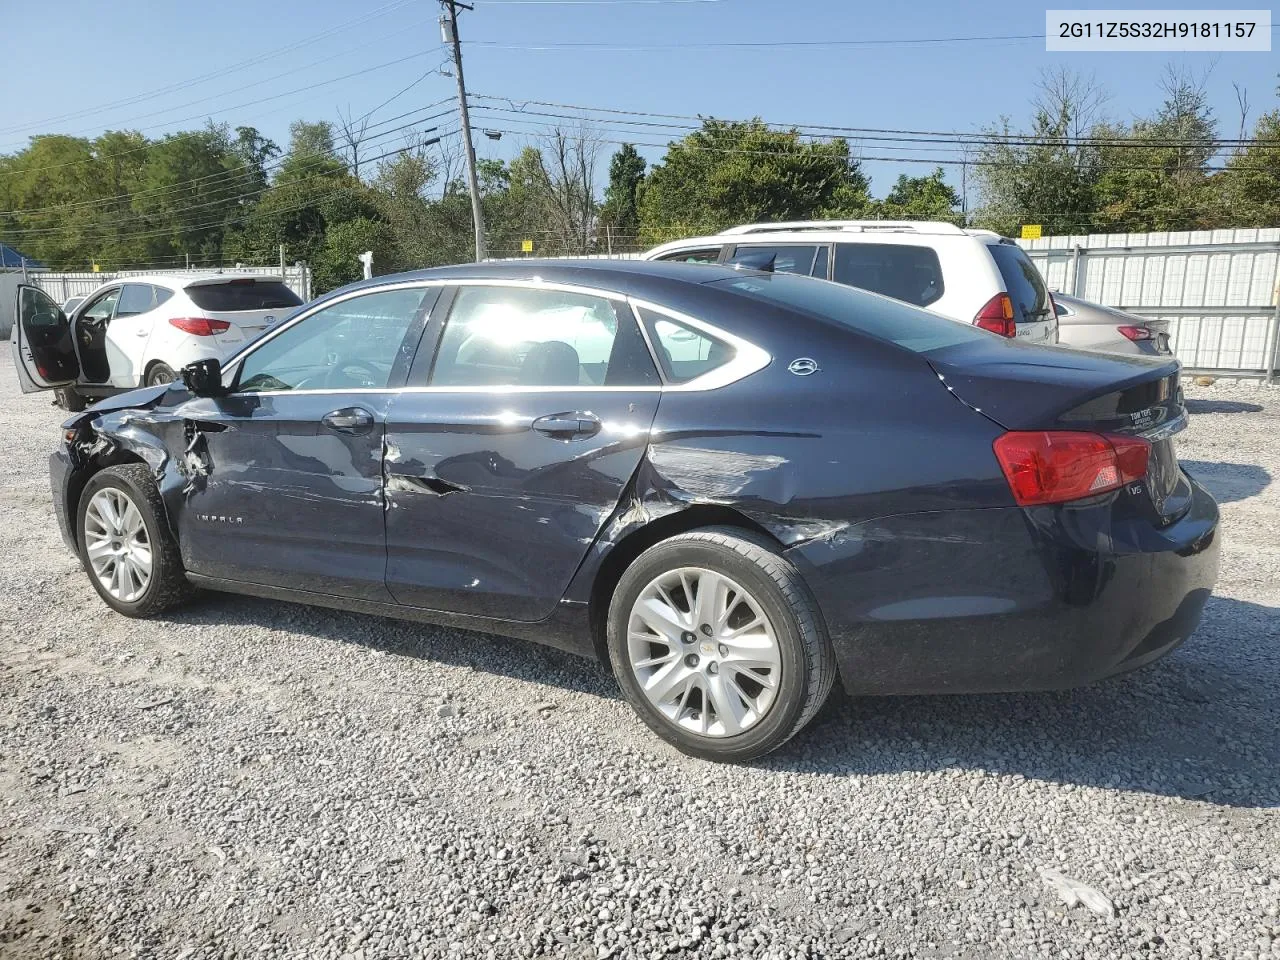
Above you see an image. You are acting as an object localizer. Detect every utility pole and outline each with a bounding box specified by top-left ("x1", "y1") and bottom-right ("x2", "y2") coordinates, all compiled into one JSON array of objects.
[{"x1": 440, "y1": 0, "x2": 487, "y2": 262}]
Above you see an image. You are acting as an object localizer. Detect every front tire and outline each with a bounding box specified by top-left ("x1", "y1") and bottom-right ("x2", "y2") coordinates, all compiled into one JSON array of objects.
[
  {"x1": 145, "y1": 362, "x2": 177, "y2": 387},
  {"x1": 608, "y1": 528, "x2": 835, "y2": 762},
  {"x1": 76, "y1": 465, "x2": 193, "y2": 617},
  {"x1": 55, "y1": 388, "x2": 87, "y2": 412}
]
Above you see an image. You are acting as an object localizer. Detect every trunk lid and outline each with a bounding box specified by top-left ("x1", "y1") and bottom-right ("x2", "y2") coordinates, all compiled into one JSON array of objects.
[{"x1": 930, "y1": 338, "x2": 1189, "y2": 519}]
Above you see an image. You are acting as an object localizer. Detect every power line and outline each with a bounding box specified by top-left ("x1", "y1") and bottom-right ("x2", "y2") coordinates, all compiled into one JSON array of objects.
[
  {"x1": 468, "y1": 94, "x2": 1265, "y2": 149},
  {"x1": 0, "y1": 0, "x2": 418, "y2": 138},
  {"x1": 465, "y1": 33, "x2": 1041, "y2": 50},
  {"x1": 465, "y1": 114, "x2": 1275, "y2": 174}
]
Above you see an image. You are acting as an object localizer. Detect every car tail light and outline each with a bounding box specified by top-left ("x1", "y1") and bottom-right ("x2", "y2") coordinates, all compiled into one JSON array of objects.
[
  {"x1": 169, "y1": 317, "x2": 230, "y2": 336},
  {"x1": 975, "y1": 293, "x2": 1016, "y2": 337},
  {"x1": 993, "y1": 431, "x2": 1151, "y2": 506},
  {"x1": 1117, "y1": 324, "x2": 1152, "y2": 341}
]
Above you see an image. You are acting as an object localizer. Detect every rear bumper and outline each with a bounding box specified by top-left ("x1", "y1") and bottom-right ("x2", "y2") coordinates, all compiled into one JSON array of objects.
[{"x1": 786, "y1": 476, "x2": 1220, "y2": 696}]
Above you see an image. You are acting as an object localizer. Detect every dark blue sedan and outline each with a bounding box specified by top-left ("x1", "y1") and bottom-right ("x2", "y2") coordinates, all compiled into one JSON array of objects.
[{"x1": 22, "y1": 260, "x2": 1220, "y2": 761}]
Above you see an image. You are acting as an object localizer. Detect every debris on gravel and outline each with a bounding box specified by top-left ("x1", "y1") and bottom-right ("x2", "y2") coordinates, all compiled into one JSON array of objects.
[{"x1": 0, "y1": 365, "x2": 1277, "y2": 959}]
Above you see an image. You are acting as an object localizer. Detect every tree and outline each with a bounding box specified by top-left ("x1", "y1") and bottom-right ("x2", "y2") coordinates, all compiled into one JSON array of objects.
[
  {"x1": 971, "y1": 69, "x2": 1108, "y2": 236},
  {"x1": 277, "y1": 120, "x2": 345, "y2": 183},
  {"x1": 1221, "y1": 109, "x2": 1280, "y2": 226},
  {"x1": 874, "y1": 168, "x2": 962, "y2": 223},
  {"x1": 599, "y1": 144, "x2": 646, "y2": 250},
  {"x1": 1093, "y1": 64, "x2": 1220, "y2": 231},
  {"x1": 314, "y1": 217, "x2": 399, "y2": 291},
  {"x1": 637, "y1": 119, "x2": 870, "y2": 244}
]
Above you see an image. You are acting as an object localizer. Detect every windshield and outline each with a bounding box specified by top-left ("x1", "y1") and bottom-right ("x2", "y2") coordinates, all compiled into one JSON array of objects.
[{"x1": 708, "y1": 273, "x2": 988, "y2": 354}]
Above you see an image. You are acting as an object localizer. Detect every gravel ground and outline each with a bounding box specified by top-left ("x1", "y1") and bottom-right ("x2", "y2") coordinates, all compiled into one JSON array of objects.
[{"x1": 0, "y1": 361, "x2": 1277, "y2": 960}]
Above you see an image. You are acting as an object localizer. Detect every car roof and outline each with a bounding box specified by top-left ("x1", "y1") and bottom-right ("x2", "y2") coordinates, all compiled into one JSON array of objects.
[
  {"x1": 85, "y1": 271, "x2": 283, "y2": 290},
  {"x1": 645, "y1": 225, "x2": 1011, "y2": 254},
  {"x1": 336, "y1": 258, "x2": 768, "y2": 299}
]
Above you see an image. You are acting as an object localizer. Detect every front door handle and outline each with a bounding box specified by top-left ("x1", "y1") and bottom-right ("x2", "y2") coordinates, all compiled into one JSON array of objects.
[
  {"x1": 531, "y1": 412, "x2": 601, "y2": 440},
  {"x1": 322, "y1": 407, "x2": 375, "y2": 434}
]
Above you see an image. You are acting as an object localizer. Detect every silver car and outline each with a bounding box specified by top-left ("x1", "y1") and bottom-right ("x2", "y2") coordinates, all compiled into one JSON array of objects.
[{"x1": 1054, "y1": 292, "x2": 1171, "y2": 357}]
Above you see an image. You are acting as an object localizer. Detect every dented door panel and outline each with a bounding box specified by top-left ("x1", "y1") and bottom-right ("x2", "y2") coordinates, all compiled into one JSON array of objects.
[
  {"x1": 383, "y1": 391, "x2": 660, "y2": 621},
  {"x1": 170, "y1": 392, "x2": 396, "y2": 601}
]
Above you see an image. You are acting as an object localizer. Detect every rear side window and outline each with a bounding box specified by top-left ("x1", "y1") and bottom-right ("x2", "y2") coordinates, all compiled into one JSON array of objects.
[
  {"x1": 654, "y1": 248, "x2": 722, "y2": 264},
  {"x1": 186, "y1": 280, "x2": 302, "y2": 312},
  {"x1": 832, "y1": 243, "x2": 944, "y2": 307},
  {"x1": 709, "y1": 273, "x2": 986, "y2": 354},
  {"x1": 116, "y1": 284, "x2": 172, "y2": 317},
  {"x1": 728, "y1": 244, "x2": 820, "y2": 276},
  {"x1": 987, "y1": 243, "x2": 1051, "y2": 323},
  {"x1": 638, "y1": 308, "x2": 737, "y2": 384}
]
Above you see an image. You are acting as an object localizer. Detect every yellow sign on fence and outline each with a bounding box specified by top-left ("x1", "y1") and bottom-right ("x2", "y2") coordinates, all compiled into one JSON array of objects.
[
  {"x1": 1020, "y1": 224, "x2": 1042, "y2": 240},
  {"x1": 521, "y1": 239, "x2": 534, "y2": 253}
]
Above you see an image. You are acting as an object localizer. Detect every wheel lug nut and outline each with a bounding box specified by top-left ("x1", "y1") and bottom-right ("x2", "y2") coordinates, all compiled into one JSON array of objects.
[
  {"x1": 700, "y1": 624, "x2": 712, "y2": 636},
  {"x1": 684, "y1": 654, "x2": 699, "y2": 669},
  {"x1": 718, "y1": 644, "x2": 728, "y2": 656},
  {"x1": 707, "y1": 662, "x2": 719, "y2": 675},
  {"x1": 680, "y1": 631, "x2": 696, "y2": 644}
]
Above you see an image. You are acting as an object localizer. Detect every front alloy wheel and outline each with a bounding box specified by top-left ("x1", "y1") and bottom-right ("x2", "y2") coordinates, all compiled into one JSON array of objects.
[
  {"x1": 83, "y1": 488, "x2": 153, "y2": 601},
  {"x1": 627, "y1": 567, "x2": 781, "y2": 737},
  {"x1": 76, "y1": 464, "x2": 194, "y2": 617}
]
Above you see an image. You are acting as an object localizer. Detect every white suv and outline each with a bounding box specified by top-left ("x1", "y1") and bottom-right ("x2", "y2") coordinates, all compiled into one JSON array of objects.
[
  {"x1": 11, "y1": 272, "x2": 303, "y2": 410},
  {"x1": 644, "y1": 221, "x2": 1059, "y2": 345}
]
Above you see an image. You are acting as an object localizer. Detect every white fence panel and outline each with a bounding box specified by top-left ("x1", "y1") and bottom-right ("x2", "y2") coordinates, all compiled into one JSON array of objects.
[
  {"x1": 1020, "y1": 229, "x2": 1280, "y2": 379},
  {"x1": 29, "y1": 264, "x2": 312, "y2": 304}
]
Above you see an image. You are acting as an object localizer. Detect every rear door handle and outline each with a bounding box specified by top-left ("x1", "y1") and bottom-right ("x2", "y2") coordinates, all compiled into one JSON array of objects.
[
  {"x1": 322, "y1": 407, "x2": 375, "y2": 434},
  {"x1": 531, "y1": 412, "x2": 601, "y2": 440}
]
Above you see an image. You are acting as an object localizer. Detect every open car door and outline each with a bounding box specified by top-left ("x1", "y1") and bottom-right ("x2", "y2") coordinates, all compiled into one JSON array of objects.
[{"x1": 11, "y1": 284, "x2": 79, "y2": 392}]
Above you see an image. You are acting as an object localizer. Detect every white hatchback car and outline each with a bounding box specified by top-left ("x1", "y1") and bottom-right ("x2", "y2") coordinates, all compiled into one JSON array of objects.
[
  {"x1": 644, "y1": 221, "x2": 1059, "y2": 345},
  {"x1": 11, "y1": 273, "x2": 303, "y2": 410}
]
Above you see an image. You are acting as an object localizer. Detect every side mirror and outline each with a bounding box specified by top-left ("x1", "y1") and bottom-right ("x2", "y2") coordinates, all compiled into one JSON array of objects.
[{"x1": 181, "y1": 358, "x2": 227, "y2": 397}]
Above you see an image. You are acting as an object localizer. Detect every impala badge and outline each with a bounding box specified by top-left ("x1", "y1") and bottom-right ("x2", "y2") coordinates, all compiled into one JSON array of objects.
[{"x1": 788, "y1": 358, "x2": 820, "y2": 377}]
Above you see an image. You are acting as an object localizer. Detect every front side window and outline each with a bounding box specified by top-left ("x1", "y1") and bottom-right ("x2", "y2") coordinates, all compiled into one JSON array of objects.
[
  {"x1": 832, "y1": 243, "x2": 944, "y2": 307},
  {"x1": 728, "y1": 244, "x2": 820, "y2": 276},
  {"x1": 81, "y1": 289, "x2": 120, "y2": 322},
  {"x1": 637, "y1": 307, "x2": 737, "y2": 385},
  {"x1": 430, "y1": 286, "x2": 655, "y2": 388},
  {"x1": 236, "y1": 287, "x2": 427, "y2": 393}
]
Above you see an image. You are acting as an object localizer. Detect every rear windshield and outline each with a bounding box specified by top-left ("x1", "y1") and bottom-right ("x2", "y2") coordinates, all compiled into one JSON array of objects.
[
  {"x1": 186, "y1": 280, "x2": 302, "y2": 312},
  {"x1": 708, "y1": 273, "x2": 987, "y2": 354},
  {"x1": 987, "y1": 243, "x2": 1050, "y2": 323},
  {"x1": 832, "y1": 242, "x2": 944, "y2": 307}
]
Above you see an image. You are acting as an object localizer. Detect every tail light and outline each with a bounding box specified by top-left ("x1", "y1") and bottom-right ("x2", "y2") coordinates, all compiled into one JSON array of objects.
[
  {"x1": 975, "y1": 293, "x2": 1016, "y2": 337},
  {"x1": 1117, "y1": 325, "x2": 1152, "y2": 342},
  {"x1": 169, "y1": 317, "x2": 230, "y2": 336},
  {"x1": 993, "y1": 431, "x2": 1151, "y2": 506}
]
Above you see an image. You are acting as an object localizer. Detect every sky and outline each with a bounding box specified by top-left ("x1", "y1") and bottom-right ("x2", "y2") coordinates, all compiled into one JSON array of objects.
[{"x1": 2, "y1": 0, "x2": 1277, "y2": 199}]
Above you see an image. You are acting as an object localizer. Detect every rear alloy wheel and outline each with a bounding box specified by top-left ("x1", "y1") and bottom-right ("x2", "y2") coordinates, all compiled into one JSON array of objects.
[
  {"x1": 608, "y1": 528, "x2": 835, "y2": 762},
  {"x1": 145, "y1": 362, "x2": 177, "y2": 387},
  {"x1": 76, "y1": 465, "x2": 193, "y2": 617}
]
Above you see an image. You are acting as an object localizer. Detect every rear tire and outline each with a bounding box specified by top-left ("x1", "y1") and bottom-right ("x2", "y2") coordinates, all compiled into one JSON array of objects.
[
  {"x1": 55, "y1": 388, "x2": 87, "y2": 412},
  {"x1": 76, "y1": 465, "x2": 193, "y2": 617},
  {"x1": 145, "y1": 362, "x2": 177, "y2": 387},
  {"x1": 607, "y1": 527, "x2": 835, "y2": 762}
]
